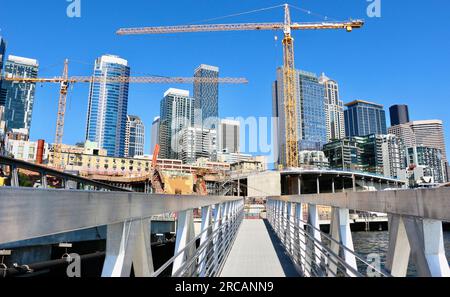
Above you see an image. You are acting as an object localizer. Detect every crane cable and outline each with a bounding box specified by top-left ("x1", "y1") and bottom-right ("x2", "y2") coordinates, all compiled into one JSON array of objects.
[
  {"x1": 289, "y1": 4, "x2": 340, "y2": 22},
  {"x1": 187, "y1": 4, "x2": 286, "y2": 25}
]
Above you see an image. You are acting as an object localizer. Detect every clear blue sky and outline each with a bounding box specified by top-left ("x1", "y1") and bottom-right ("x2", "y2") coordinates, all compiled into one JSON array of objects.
[{"x1": 1, "y1": 0, "x2": 449, "y2": 156}]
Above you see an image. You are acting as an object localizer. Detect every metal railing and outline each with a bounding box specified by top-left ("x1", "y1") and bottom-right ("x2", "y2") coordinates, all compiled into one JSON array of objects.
[
  {"x1": 266, "y1": 187, "x2": 450, "y2": 277},
  {"x1": 153, "y1": 201, "x2": 244, "y2": 277},
  {"x1": 267, "y1": 200, "x2": 389, "y2": 277},
  {"x1": 0, "y1": 187, "x2": 243, "y2": 277}
]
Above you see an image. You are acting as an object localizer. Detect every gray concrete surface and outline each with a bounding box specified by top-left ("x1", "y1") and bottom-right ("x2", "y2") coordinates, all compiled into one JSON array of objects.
[{"x1": 220, "y1": 219, "x2": 300, "y2": 277}]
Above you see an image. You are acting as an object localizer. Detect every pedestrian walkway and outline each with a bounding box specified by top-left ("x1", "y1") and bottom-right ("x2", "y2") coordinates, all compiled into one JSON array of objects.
[{"x1": 220, "y1": 219, "x2": 300, "y2": 277}]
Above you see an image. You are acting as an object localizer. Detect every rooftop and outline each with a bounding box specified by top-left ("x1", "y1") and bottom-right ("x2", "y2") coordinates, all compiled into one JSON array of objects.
[
  {"x1": 195, "y1": 64, "x2": 219, "y2": 72},
  {"x1": 7, "y1": 55, "x2": 39, "y2": 67},
  {"x1": 164, "y1": 88, "x2": 190, "y2": 97},
  {"x1": 345, "y1": 99, "x2": 384, "y2": 108},
  {"x1": 99, "y1": 54, "x2": 128, "y2": 67}
]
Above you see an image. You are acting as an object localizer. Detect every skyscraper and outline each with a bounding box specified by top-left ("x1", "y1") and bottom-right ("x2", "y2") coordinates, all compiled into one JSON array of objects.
[
  {"x1": 159, "y1": 88, "x2": 195, "y2": 160},
  {"x1": 85, "y1": 55, "x2": 130, "y2": 157},
  {"x1": 0, "y1": 37, "x2": 5, "y2": 73},
  {"x1": 150, "y1": 116, "x2": 160, "y2": 155},
  {"x1": 388, "y1": 120, "x2": 448, "y2": 181},
  {"x1": 218, "y1": 119, "x2": 240, "y2": 153},
  {"x1": 2, "y1": 55, "x2": 39, "y2": 131},
  {"x1": 273, "y1": 68, "x2": 327, "y2": 166},
  {"x1": 194, "y1": 64, "x2": 219, "y2": 129},
  {"x1": 406, "y1": 146, "x2": 446, "y2": 184},
  {"x1": 180, "y1": 127, "x2": 217, "y2": 164},
  {"x1": 0, "y1": 37, "x2": 6, "y2": 106},
  {"x1": 319, "y1": 73, "x2": 345, "y2": 142},
  {"x1": 389, "y1": 104, "x2": 410, "y2": 126},
  {"x1": 124, "y1": 115, "x2": 145, "y2": 158},
  {"x1": 344, "y1": 100, "x2": 387, "y2": 137}
]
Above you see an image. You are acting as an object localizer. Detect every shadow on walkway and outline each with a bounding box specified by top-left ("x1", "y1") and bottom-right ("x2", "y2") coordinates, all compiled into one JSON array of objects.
[{"x1": 263, "y1": 219, "x2": 301, "y2": 277}]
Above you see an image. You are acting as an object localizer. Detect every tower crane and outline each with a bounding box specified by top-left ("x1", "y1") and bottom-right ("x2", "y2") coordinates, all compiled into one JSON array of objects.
[
  {"x1": 4, "y1": 60, "x2": 247, "y2": 169},
  {"x1": 117, "y1": 4, "x2": 364, "y2": 168}
]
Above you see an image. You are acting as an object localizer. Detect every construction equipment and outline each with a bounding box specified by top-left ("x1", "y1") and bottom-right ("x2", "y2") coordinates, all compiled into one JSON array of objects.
[
  {"x1": 117, "y1": 4, "x2": 364, "y2": 168},
  {"x1": 4, "y1": 62, "x2": 248, "y2": 170},
  {"x1": 150, "y1": 144, "x2": 164, "y2": 194}
]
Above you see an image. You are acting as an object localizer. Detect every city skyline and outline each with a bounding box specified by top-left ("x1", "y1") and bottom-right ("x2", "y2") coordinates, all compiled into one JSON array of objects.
[{"x1": 0, "y1": 1, "x2": 449, "y2": 157}]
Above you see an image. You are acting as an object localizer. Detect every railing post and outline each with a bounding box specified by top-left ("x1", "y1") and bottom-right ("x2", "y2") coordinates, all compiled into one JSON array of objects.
[
  {"x1": 282, "y1": 201, "x2": 288, "y2": 244},
  {"x1": 328, "y1": 207, "x2": 357, "y2": 277},
  {"x1": 212, "y1": 203, "x2": 222, "y2": 275},
  {"x1": 385, "y1": 215, "x2": 410, "y2": 277},
  {"x1": 132, "y1": 219, "x2": 154, "y2": 277},
  {"x1": 422, "y1": 219, "x2": 450, "y2": 277},
  {"x1": 275, "y1": 200, "x2": 280, "y2": 233},
  {"x1": 278, "y1": 200, "x2": 283, "y2": 237},
  {"x1": 198, "y1": 205, "x2": 212, "y2": 276},
  {"x1": 102, "y1": 219, "x2": 152, "y2": 277},
  {"x1": 287, "y1": 202, "x2": 295, "y2": 253},
  {"x1": 307, "y1": 204, "x2": 322, "y2": 270},
  {"x1": 41, "y1": 172, "x2": 48, "y2": 189},
  {"x1": 11, "y1": 166, "x2": 19, "y2": 187},
  {"x1": 387, "y1": 215, "x2": 450, "y2": 277},
  {"x1": 172, "y1": 209, "x2": 196, "y2": 276},
  {"x1": 269, "y1": 199, "x2": 274, "y2": 224},
  {"x1": 295, "y1": 203, "x2": 307, "y2": 276}
]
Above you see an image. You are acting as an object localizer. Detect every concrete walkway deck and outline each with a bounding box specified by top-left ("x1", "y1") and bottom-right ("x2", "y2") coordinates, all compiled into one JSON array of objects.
[{"x1": 220, "y1": 219, "x2": 300, "y2": 277}]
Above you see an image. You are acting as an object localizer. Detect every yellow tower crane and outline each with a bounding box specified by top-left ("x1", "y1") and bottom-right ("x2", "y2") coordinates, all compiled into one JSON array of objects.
[
  {"x1": 117, "y1": 4, "x2": 364, "y2": 168},
  {"x1": 4, "y1": 61, "x2": 247, "y2": 169}
]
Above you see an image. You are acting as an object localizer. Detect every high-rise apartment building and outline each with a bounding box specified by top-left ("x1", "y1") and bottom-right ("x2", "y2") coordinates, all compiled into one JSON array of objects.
[
  {"x1": 389, "y1": 104, "x2": 410, "y2": 126},
  {"x1": 406, "y1": 146, "x2": 446, "y2": 184},
  {"x1": 2, "y1": 55, "x2": 39, "y2": 131},
  {"x1": 273, "y1": 68, "x2": 327, "y2": 166},
  {"x1": 180, "y1": 127, "x2": 217, "y2": 164},
  {"x1": 85, "y1": 55, "x2": 130, "y2": 157},
  {"x1": 124, "y1": 115, "x2": 145, "y2": 158},
  {"x1": 218, "y1": 119, "x2": 240, "y2": 153},
  {"x1": 159, "y1": 88, "x2": 195, "y2": 160},
  {"x1": 389, "y1": 120, "x2": 448, "y2": 181},
  {"x1": 319, "y1": 73, "x2": 345, "y2": 142},
  {"x1": 380, "y1": 134, "x2": 406, "y2": 178},
  {"x1": 150, "y1": 116, "x2": 160, "y2": 155},
  {"x1": 344, "y1": 100, "x2": 387, "y2": 137},
  {"x1": 194, "y1": 64, "x2": 219, "y2": 129}
]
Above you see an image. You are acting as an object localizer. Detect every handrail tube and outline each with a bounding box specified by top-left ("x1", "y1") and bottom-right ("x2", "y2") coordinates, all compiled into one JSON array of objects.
[
  {"x1": 172, "y1": 209, "x2": 242, "y2": 277},
  {"x1": 153, "y1": 204, "x2": 243, "y2": 277},
  {"x1": 268, "y1": 199, "x2": 390, "y2": 276},
  {"x1": 175, "y1": 210, "x2": 243, "y2": 277},
  {"x1": 273, "y1": 211, "x2": 378, "y2": 277}
]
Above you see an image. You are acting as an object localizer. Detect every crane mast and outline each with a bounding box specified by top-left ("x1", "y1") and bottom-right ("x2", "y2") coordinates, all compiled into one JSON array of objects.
[
  {"x1": 53, "y1": 59, "x2": 69, "y2": 169},
  {"x1": 282, "y1": 4, "x2": 299, "y2": 168},
  {"x1": 116, "y1": 3, "x2": 364, "y2": 169}
]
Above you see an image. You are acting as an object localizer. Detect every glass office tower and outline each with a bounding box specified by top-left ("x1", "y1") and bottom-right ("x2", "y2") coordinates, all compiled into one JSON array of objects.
[
  {"x1": 125, "y1": 115, "x2": 145, "y2": 158},
  {"x1": 2, "y1": 55, "x2": 39, "y2": 131},
  {"x1": 344, "y1": 100, "x2": 387, "y2": 137},
  {"x1": 389, "y1": 104, "x2": 410, "y2": 126},
  {"x1": 85, "y1": 55, "x2": 130, "y2": 157},
  {"x1": 194, "y1": 64, "x2": 219, "y2": 129},
  {"x1": 159, "y1": 88, "x2": 195, "y2": 160},
  {"x1": 273, "y1": 68, "x2": 327, "y2": 166}
]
